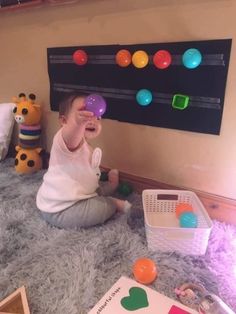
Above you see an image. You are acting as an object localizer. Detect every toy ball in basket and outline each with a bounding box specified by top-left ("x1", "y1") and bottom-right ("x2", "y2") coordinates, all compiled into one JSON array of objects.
[
  {"x1": 142, "y1": 190, "x2": 213, "y2": 255},
  {"x1": 176, "y1": 203, "x2": 198, "y2": 228}
]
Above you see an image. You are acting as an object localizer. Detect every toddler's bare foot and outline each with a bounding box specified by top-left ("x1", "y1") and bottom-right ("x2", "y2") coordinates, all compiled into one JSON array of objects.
[
  {"x1": 108, "y1": 169, "x2": 119, "y2": 190},
  {"x1": 110, "y1": 197, "x2": 132, "y2": 213}
]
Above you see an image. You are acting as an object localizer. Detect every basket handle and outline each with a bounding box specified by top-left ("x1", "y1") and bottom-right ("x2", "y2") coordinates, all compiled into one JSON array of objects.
[
  {"x1": 157, "y1": 194, "x2": 179, "y2": 201},
  {"x1": 163, "y1": 230, "x2": 195, "y2": 240}
]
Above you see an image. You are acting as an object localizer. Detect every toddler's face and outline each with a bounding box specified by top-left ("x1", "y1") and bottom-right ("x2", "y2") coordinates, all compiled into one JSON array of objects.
[
  {"x1": 70, "y1": 97, "x2": 102, "y2": 139},
  {"x1": 84, "y1": 119, "x2": 102, "y2": 140}
]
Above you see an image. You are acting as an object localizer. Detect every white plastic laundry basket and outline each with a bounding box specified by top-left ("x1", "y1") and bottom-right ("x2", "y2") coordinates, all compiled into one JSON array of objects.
[{"x1": 142, "y1": 189, "x2": 213, "y2": 255}]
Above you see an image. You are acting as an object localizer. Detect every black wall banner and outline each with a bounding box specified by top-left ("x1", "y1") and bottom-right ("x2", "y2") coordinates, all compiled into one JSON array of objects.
[{"x1": 47, "y1": 39, "x2": 232, "y2": 135}]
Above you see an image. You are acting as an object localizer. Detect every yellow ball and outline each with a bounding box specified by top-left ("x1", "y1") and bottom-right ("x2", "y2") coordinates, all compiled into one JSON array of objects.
[{"x1": 132, "y1": 50, "x2": 149, "y2": 68}]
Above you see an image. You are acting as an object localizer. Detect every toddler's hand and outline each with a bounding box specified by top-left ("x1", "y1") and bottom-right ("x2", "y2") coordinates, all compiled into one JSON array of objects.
[{"x1": 75, "y1": 110, "x2": 95, "y2": 127}]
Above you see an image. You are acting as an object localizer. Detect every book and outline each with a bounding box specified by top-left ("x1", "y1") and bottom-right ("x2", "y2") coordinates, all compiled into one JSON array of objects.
[{"x1": 89, "y1": 276, "x2": 198, "y2": 314}]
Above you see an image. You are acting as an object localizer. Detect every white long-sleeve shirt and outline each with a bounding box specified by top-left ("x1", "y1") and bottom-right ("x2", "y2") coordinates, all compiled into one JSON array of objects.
[{"x1": 36, "y1": 129, "x2": 101, "y2": 213}]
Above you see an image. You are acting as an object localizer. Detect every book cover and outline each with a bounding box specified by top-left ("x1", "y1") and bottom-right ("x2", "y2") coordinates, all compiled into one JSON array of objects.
[{"x1": 89, "y1": 276, "x2": 198, "y2": 314}]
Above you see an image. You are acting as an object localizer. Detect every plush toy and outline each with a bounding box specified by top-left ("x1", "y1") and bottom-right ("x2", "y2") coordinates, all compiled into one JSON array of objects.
[
  {"x1": 13, "y1": 93, "x2": 41, "y2": 125},
  {"x1": 12, "y1": 93, "x2": 43, "y2": 174},
  {"x1": 15, "y1": 146, "x2": 43, "y2": 174},
  {"x1": 13, "y1": 93, "x2": 41, "y2": 148}
]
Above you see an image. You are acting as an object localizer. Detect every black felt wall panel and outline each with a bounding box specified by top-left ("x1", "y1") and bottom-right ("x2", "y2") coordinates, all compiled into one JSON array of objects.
[{"x1": 47, "y1": 39, "x2": 232, "y2": 135}]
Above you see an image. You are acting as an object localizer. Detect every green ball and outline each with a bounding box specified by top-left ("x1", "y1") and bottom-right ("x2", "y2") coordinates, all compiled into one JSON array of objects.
[{"x1": 118, "y1": 182, "x2": 133, "y2": 196}]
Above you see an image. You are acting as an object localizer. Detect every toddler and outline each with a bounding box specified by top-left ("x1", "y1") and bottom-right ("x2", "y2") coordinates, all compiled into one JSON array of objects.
[{"x1": 36, "y1": 93, "x2": 131, "y2": 229}]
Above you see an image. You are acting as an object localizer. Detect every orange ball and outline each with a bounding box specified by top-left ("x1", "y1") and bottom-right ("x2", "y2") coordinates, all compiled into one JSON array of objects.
[
  {"x1": 132, "y1": 258, "x2": 157, "y2": 285},
  {"x1": 116, "y1": 49, "x2": 132, "y2": 67},
  {"x1": 175, "y1": 203, "x2": 193, "y2": 218}
]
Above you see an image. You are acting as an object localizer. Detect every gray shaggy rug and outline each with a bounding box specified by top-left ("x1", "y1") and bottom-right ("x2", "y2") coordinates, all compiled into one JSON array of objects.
[{"x1": 0, "y1": 158, "x2": 235, "y2": 313}]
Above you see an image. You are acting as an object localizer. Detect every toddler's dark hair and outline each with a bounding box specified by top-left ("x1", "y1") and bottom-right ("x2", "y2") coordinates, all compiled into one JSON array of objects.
[{"x1": 59, "y1": 92, "x2": 87, "y2": 117}]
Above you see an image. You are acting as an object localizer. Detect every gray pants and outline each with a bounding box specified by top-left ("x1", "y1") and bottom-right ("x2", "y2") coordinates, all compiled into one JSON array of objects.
[{"x1": 40, "y1": 182, "x2": 116, "y2": 229}]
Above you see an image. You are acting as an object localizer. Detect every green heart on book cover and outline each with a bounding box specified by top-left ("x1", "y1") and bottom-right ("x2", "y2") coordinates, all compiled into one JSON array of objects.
[{"x1": 121, "y1": 287, "x2": 149, "y2": 311}]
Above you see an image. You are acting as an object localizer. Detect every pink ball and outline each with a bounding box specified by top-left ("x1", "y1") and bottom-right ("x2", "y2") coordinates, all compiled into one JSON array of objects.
[
  {"x1": 73, "y1": 50, "x2": 88, "y2": 65},
  {"x1": 153, "y1": 50, "x2": 172, "y2": 69}
]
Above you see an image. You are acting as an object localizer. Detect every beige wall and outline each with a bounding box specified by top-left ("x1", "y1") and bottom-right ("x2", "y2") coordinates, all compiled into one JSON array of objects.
[{"x1": 0, "y1": 0, "x2": 236, "y2": 199}]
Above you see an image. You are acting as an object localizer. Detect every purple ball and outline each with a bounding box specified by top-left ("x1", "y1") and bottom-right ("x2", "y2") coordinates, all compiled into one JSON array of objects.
[{"x1": 85, "y1": 94, "x2": 107, "y2": 118}]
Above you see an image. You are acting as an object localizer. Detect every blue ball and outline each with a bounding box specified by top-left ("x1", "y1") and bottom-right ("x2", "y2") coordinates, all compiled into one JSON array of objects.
[
  {"x1": 136, "y1": 89, "x2": 153, "y2": 106},
  {"x1": 179, "y1": 212, "x2": 198, "y2": 228},
  {"x1": 182, "y1": 48, "x2": 202, "y2": 69}
]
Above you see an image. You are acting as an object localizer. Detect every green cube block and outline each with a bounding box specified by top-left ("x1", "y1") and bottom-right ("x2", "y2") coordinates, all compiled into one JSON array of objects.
[{"x1": 172, "y1": 94, "x2": 189, "y2": 110}]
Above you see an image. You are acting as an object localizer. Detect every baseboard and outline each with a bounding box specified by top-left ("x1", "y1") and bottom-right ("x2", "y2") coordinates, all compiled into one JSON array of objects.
[{"x1": 102, "y1": 167, "x2": 236, "y2": 225}]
